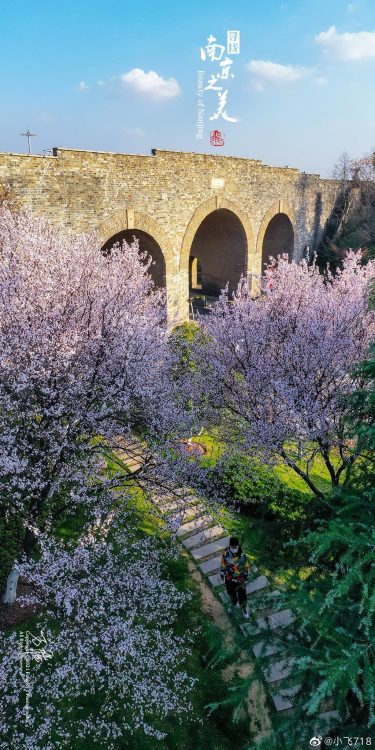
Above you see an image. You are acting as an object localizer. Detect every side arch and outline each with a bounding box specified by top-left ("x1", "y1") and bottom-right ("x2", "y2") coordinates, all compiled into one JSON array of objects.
[
  {"x1": 97, "y1": 208, "x2": 173, "y2": 269},
  {"x1": 256, "y1": 201, "x2": 296, "y2": 272},
  {"x1": 98, "y1": 208, "x2": 185, "y2": 323},
  {"x1": 179, "y1": 196, "x2": 255, "y2": 276}
]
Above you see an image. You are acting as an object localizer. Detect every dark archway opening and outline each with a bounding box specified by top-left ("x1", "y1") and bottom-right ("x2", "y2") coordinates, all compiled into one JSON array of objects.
[
  {"x1": 102, "y1": 229, "x2": 166, "y2": 289},
  {"x1": 189, "y1": 209, "x2": 247, "y2": 297},
  {"x1": 262, "y1": 213, "x2": 294, "y2": 270}
]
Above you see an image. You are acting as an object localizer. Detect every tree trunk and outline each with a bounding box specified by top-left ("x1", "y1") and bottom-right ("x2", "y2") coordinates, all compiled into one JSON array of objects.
[{"x1": 3, "y1": 569, "x2": 20, "y2": 604}]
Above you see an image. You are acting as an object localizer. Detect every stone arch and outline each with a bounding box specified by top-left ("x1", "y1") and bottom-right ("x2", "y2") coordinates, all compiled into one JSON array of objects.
[
  {"x1": 180, "y1": 196, "x2": 255, "y2": 297},
  {"x1": 97, "y1": 209, "x2": 173, "y2": 289},
  {"x1": 256, "y1": 201, "x2": 296, "y2": 272}
]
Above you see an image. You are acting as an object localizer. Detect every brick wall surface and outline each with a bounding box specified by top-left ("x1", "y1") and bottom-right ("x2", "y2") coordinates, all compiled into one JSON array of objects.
[{"x1": 0, "y1": 148, "x2": 340, "y2": 323}]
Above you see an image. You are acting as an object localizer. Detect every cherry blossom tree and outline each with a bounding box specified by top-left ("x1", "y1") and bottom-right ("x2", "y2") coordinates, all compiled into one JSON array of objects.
[
  {"x1": 188, "y1": 253, "x2": 375, "y2": 499},
  {"x1": 0, "y1": 206, "x2": 188, "y2": 559},
  {"x1": 0, "y1": 511, "x2": 196, "y2": 749}
]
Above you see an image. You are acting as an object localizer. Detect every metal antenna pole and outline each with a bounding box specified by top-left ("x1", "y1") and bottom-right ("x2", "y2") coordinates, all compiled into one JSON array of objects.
[{"x1": 20, "y1": 130, "x2": 37, "y2": 154}]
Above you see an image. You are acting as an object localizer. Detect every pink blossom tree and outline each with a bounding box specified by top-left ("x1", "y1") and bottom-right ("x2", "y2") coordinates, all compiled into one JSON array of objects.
[
  {"x1": 188, "y1": 253, "x2": 375, "y2": 499},
  {"x1": 0, "y1": 206, "x2": 188, "y2": 559},
  {"x1": 0, "y1": 512, "x2": 196, "y2": 748}
]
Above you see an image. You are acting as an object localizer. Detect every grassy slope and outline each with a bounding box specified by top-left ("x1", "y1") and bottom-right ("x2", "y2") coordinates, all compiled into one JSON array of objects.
[
  {"x1": 191, "y1": 431, "x2": 332, "y2": 586},
  {"x1": 192, "y1": 430, "x2": 335, "y2": 495}
]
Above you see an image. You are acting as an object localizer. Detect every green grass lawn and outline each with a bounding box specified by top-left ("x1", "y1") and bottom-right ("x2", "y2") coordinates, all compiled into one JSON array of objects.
[
  {"x1": 191, "y1": 429, "x2": 333, "y2": 586},
  {"x1": 274, "y1": 459, "x2": 332, "y2": 495},
  {"x1": 193, "y1": 429, "x2": 339, "y2": 496}
]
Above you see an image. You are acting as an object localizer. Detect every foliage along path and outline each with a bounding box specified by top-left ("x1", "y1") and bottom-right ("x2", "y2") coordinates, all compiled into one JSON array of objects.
[{"x1": 123, "y1": 445, "x2": 339, "y2": 748}]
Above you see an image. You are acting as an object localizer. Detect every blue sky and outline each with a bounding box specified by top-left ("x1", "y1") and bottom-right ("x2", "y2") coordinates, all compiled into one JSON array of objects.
[{"x1": 1, "y1": 0, "x2": 375, "y2": 175}]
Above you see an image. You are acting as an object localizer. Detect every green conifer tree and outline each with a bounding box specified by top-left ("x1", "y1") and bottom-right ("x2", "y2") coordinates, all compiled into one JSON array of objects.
[{"x1": 247, "y1": 291, "x2": 375, "y2": 749}]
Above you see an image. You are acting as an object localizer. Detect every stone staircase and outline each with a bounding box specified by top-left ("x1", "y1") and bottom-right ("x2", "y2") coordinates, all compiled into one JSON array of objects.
[
  {"x1": 119, "y1": 441, "x2": 340, "y2": 747},
  {"x1": 154, "y1": 491, "x2": 340, "y2": 745},
  {"x1": 180, "y1": 514, "x2": 298, "y2": 715}
]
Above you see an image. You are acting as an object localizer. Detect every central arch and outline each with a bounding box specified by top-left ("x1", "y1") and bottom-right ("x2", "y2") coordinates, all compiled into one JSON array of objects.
[
  {"x1": 180, "y1": 197, "x2": 255, "y2": 298},
  {"x1": 189, "y1": 209, "x2": 247, "y2": 296}
]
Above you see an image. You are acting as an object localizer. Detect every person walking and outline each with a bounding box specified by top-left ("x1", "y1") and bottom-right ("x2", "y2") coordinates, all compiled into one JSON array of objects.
[{"x1": 220, "y1": 536, "x2": 250, "y2": 619}]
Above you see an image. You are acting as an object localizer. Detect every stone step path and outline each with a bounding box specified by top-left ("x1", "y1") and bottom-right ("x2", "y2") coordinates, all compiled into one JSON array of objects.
[
  {"x1": 208, "y1": 564, "x2": 259, "y2": 588},
  {"x1": 158, "y1": 494, "x2": 200, "y2": 511},
  {"x1": 199, "y1": 555, "x2": 223, "y2": 574},
  {"x1": 218, "y1": 574, "x2": 270, "y2": 598},
  {"x1": 182, "y1": 525, "x2": 227, "y2": 549},
  {"x1": 252, "y1": 640, "x2": 281, "y2": 659},
  {"x1": 272, "y1": 684, "x2": 301, "y2": 711},
  {"x1": 191, "y1": 536, "x2": 231, "y2": 560},
  {"x1": 242, "y1": 608, "x2": 297, "y2": 636},
  {"x1": 176, "y1": 514, "x2": 215, "y2": 537},
  {"x1": 176, "y1": 495, "x2": 303, "y2": 710},
  {"x1": 120, "y1": 441, "x2": 338, "y2": 736},
  {"x1": 170, "y1": 494, "x2": 337, "y2": 732},
  {"x1": 263, "y1": 657, "x2": 296, "y2": 685},
  {"x1": 174, "y1": 503, "x2": 206, "y2": 520}
]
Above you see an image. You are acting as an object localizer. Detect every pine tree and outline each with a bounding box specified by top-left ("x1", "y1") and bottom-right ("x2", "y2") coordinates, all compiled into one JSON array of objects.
[{"x1": 264, "y1": 291, "x2": 375, "y2": 747}]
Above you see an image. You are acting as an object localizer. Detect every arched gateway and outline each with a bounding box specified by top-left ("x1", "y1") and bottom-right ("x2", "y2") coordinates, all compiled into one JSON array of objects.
[
  {"x1": 189, "y1": 208, "x2": 247, "y2": 296},
  {"x1": 180, "y1": 197, "x2": 255, "y2": 301}
]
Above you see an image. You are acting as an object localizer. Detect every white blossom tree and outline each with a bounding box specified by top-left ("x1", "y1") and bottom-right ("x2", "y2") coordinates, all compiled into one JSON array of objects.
[
  {"x1": 187, "y1": 253, "x2": 375, "y2": 499},
  {"x1": 0, "y1": 206, "x2": 188, "y2": 558},
  {"x1": 0, "y1": 512, "x2": 196, "y2": 749}
]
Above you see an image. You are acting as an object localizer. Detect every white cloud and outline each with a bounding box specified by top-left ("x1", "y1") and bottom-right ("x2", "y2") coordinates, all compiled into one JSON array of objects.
[
  {"x1": 121, "y1": 68, "x2": 181, "y2": 100},
  {"x1": 97, "y1": 80, "x2": 105, "y2": 88},
  {"x1": 77, "y1": 81, "x2": 89, "y2": 92},
  {"x1": 315, "y1": 76, "x2": 328, "y2": 86},
  {"x1": 247, "y1": 59, "x2": 310, "y2": 88},
  {"x1": 315, "y1": 25, "x2": 375, "y2": 59},
  {"x1": 347, "y1": 3, "x2": 359, "y2": 12}
]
